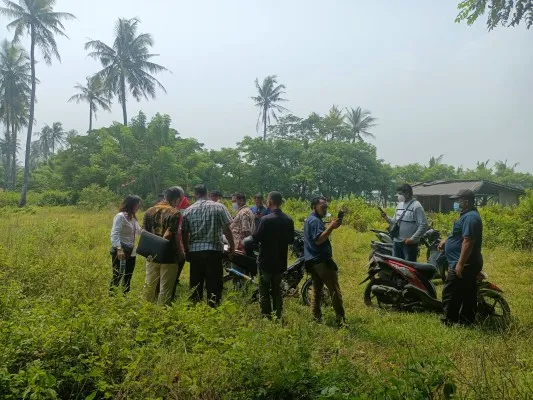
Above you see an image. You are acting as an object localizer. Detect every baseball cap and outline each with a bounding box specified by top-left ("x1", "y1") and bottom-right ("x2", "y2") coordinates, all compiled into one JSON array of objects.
[{"x1": 449, "y1": 189, "x2": 475, "y2": 200}]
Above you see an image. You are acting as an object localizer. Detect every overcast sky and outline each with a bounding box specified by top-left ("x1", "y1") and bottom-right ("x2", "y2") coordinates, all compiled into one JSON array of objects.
[{"x1": 1, "y1": 0, "x2": 532, "y2": 172}]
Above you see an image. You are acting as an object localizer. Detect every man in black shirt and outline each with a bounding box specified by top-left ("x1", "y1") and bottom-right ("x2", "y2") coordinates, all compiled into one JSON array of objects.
[{"x1": 251, "y1": 191, "x2": 294, "y2": 319}]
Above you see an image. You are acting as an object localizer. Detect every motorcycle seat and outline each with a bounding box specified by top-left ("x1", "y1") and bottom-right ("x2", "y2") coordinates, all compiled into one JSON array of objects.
[{"x1": 379, "y1": 254, "x2": 436, "y2": 280}]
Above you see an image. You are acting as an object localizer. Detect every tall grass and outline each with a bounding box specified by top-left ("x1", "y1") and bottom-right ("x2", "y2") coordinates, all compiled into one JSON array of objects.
[{"x1": 0, "y1": 206, "x2": 532, "y2": 399}]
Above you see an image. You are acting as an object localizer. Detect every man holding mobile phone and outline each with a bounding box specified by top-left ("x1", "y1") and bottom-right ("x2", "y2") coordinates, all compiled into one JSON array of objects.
[
  {"x1": 380, "y1": 183, "x2": 428, "y2": 261},
  {"x1": 303, "y1": 196, "x2": 346, "y2": 326}
]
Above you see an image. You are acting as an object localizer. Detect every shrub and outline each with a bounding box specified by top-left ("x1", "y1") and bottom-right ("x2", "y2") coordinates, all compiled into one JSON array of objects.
[
  {"x1": 36, "y1": 190, "x2": 76, "y2": 207},
  {"x1": 0, "y1": 190, "x2": 19, "y2": 207},
  {"x1": 77, "y1": 184, "x2": 119, "y2": 210}
]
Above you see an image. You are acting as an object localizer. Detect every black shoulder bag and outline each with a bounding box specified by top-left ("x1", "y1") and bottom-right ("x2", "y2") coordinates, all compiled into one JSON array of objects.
[{"x1": 388, "y1": 200, "x2": 414, "y2": 239}]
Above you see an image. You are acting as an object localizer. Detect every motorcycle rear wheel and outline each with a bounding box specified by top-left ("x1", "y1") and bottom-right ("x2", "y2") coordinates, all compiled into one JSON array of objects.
[
  {"x1": 301, "y1": 277, "x2": 331, "y2": 307},
  {"x1": 476, "y1": 290, "x2": 511, "y2": 330}
]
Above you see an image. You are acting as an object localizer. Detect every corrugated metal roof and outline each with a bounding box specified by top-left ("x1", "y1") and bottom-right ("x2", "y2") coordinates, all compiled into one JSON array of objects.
[{"x1": 412, "y1": 180, "x2": 523, "y2": 196}]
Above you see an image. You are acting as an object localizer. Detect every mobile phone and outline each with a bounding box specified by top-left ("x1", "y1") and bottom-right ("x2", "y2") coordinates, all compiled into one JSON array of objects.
[{"x1": 337, "y1": 210, "x2": 345, "y2": 221}]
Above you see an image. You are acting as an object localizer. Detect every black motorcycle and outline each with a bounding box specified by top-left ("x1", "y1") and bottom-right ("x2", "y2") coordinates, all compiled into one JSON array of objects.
[{"x1": 223, "y1": 230, "x2": 308, "y2": 302}]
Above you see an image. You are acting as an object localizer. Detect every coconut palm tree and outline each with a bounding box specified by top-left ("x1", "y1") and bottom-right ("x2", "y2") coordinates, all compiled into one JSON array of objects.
[
  {"x1": 49, "y1": 121, "x2": 64, "y2": 154},
  {"x1": 0, "y1": 0, "x2": 75, "y2": 206},
  {"x1": 68, "y1": 75, "x2": 111, "y2": 132},
  {"x1": 344, "y1": 107, "x2": 377, "y2": 143},
  {"x1": 36, "y1": 124, "x2": 51, "y2": 161},
  {"x1": 85, "y1": 17, "x2": 168, "y2": 126},
  {"x1": 0, "y1": 38, "x2": 31, "y2": 189},
  {"x1": 251, "y1": 75, "x2": 289, "y2": 140}
]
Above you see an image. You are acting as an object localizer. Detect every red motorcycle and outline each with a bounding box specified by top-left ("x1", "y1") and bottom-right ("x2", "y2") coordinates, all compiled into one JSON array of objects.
[{"x1": 361, "y1": 252, "x2": 511, "y2": 329}]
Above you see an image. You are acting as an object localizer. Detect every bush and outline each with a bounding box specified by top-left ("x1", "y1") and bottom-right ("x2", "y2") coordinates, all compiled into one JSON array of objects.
[
  {"x1": 77, "y1": 184, "x2": 119, "y2": 210},
  {"x1": 0, "y1": 190, "x2": 19, "y2": 207},
  {"x1": 36, "y1": 190, "x2": 76, "y2": 207},
  {"x1": 0, "y1": 190, "x2": 39, "y2": 208}
]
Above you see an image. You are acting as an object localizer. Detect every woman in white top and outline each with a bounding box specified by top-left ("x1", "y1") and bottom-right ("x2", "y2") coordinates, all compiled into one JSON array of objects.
[{"x1": 110, "y1": 195, "x2": 142, "y2": 293}]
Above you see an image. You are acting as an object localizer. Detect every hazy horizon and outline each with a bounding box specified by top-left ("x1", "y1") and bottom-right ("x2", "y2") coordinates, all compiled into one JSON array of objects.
[{"x1": 1, "y1": 0, "x2": 532, "y2": 172}]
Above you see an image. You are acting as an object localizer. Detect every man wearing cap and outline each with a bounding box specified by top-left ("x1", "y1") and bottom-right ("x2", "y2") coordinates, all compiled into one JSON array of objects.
[
  {"x1": 251, "y1": 191, "x2": 294, "y2": 319},
  {"x1": 380, "y1": 183, "x2": 428, "y2": 261},
  {"x1": 250, "y1": 193, "x2": 271, "y2": 223},
  {"x1": 439, "y1": 189, "x2": 483, "y2": 325}
]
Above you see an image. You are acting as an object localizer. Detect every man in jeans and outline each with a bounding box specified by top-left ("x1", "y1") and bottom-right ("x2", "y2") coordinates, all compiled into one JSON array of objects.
[
  {"x1": 142, "y1": 186, "x2": 184, "y2": 305},
  {"x1": 303, "y1": 196, "x2": 345, "y2": 325},
  {"x1": 381, "y1": 183, "x2": 428, "y2": 261},
  {"x1": 182, "y1": 184, "x2": 235, "y2": 307},
  {"x1": 440, "y1": 189, "x2": 483, "y2": 325},
  {"x1": 251, "y1": 191, "x2": 294, "y2": 319}
]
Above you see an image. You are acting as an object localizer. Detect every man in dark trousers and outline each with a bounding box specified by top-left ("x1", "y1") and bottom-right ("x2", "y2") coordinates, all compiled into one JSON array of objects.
[
  {"x1": 303, "y1": 196, "x2": 346, "y2": 326},
  {"x1": 251, "y1": 191, "x2": 294, "y2": 319},
  {"x1": 182, "y1": 184, "x2": 235, "y2": 307},
  {"x1": 439, "y1": 189, "x2": 483, "y2": 325}
]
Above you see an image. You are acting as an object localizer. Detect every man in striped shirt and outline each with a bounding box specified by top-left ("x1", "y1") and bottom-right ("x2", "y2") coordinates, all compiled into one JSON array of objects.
[{"x1": 182, "y1": 184, "x2": 235, "y2": 307}]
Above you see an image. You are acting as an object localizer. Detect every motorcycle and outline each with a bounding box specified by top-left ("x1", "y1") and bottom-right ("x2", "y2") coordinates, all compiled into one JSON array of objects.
[
  {"x1": 370, "y1": 229, "x2": 393, "y2": 244},
  {"x1": 369, "y1": 228, "x2": 448, "y2": 283},
  {"x1": 361, "y1": 252, "x2": 511, "y2": 329},
  {"x1": 222, "y1": 230, "x2": 309, "y2": 302}
]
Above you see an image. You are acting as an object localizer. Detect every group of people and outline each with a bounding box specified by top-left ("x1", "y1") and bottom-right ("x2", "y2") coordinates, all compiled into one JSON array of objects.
[
  {"x1": 110, "y1": 182, "x2": 483, "y2": 326},
  {"x1": 381, "y1": 184, "x2": 484, "y2": 326}
]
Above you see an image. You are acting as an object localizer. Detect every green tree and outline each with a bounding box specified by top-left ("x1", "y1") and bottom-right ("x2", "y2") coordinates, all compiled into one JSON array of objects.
[
  {"x1": 252, "y1": 75, "x2": 288, "y2": 140},
  {"x1": 85, "y1": 17, "x2": 168, "y2": 126},
  {"x1": 0, "y1": 0, "x2": 75, "y2": 206},
  {"x1": 456, "y1": 0, "x2": 533, "y2": 30},
  {"x1": 68, "y1": 75, "x2": 112, "y2": 132},
  {"x1": 344, "y1": 107, "x2": 377, "y2": 142},
  {"x1": 0, "y1": 38, "x2": 30, "y2": 189}
]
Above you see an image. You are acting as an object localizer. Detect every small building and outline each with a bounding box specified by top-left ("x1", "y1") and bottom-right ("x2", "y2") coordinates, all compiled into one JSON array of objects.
[{"x1": 412, "y1": 180, "x2": 525, "y2": 213}]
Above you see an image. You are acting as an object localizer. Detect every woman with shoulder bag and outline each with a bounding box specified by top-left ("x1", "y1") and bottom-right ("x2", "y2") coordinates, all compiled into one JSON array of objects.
[{"x1": 110, "y1": 195, "x2": 142, "y2": 293}]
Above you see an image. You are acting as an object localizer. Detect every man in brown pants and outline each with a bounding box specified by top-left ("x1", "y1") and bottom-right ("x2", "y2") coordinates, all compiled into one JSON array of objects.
[{"x1": 303, "y1": 196, "x2": 346, "y2": 326}]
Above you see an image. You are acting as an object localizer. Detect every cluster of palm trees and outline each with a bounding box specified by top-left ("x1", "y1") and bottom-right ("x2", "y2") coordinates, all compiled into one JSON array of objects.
[
  {"x1": 252, "y1": 75, "x2": 377, "y2": 142},
  {"x1": 0, "y1": 1, "x2": 376, "y2": 207},
  {"x1": 0, "y1": 0, "x2": 168, "y2": 206}
]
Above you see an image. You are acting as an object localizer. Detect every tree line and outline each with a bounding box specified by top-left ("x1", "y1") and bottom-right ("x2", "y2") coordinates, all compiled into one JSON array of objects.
[{"x1": 13, "y1": 110, "x2": 532, "y2": 205}]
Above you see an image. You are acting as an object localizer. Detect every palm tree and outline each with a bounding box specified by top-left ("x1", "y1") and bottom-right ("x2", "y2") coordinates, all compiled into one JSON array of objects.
[
  {"x1": 428, "y1": 154, "x2": 445, "y2": 168},
  {"x1": 0, "y1": 0, "x2": 75, "y2": 206},
  {"x1": 49, "y1": 121, "x2": 64, "y2": 154},
  {"x1": 68, "y1": 75, "x2": 111, "y2": 132},
  {"x1": 85, "y1": 17, "x2": 168, "y2": 126},
  {"x1": 37, "y1": 124, "x2": 51, "y2": 161},
  {"x1": 251, "y1": 75, "x2": 289, "y2": 140},
  {"x1": 0, "y1": 38, "x2": 31, "y2": 189},
  {"x1": 344, "y1": 107, "x2": 377, "y2": 143}
]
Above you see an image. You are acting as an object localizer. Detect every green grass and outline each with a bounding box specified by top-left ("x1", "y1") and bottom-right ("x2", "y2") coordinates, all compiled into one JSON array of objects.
[{"x1": 1, "y1": 207, "x2": 532, "y2": 399}]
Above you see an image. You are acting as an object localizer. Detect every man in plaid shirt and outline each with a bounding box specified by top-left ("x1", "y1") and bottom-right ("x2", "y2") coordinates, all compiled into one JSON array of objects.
[
  {"x1": 182, "y1": 184, "x2": 235, "y2": 307},
  {"x1": 230, "y1": 192, "x2": 255, "y2": 251}
]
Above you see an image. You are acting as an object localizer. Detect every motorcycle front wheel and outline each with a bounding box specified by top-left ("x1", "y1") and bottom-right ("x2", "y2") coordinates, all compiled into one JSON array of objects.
[
  {"x1": 477, "y1": 290, "x2": 511, "y2": 330},
  {"x1": 301, "y1": 277, "x2": 331, "y2": 307}
]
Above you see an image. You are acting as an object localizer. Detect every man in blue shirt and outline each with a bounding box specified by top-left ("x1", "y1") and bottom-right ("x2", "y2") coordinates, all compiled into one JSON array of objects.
[
  {"x1": 439, "y1": 189, "x2": 483, "y2": 325},
  {"x1": 250, "y1": 194, "x2": 271, "y2": 223},
  {"x1": 303, "y1": 196, "x2": 345, "y2": 325}
]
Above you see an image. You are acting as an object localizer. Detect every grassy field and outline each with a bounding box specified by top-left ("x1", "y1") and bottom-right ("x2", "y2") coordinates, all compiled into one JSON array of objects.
[{"x1": 1, "y1": 206, "x2": 533, "y2": 399}]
